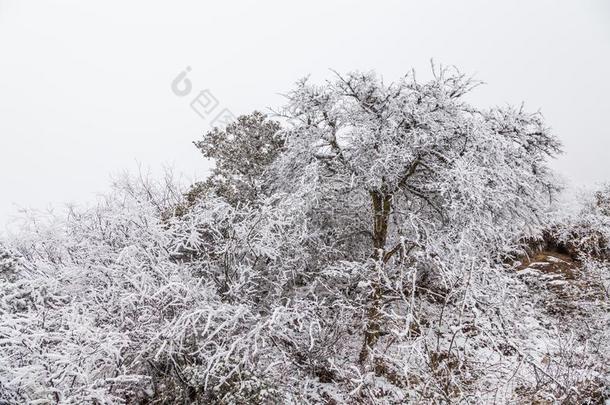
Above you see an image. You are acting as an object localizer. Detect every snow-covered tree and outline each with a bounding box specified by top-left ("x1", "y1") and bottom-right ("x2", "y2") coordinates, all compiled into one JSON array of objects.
[
  {"x1": 191, "y1": 111, "x2": 283, "y2": 206},
  {"x1": 274, "y1": 65, "x2": 561, "y2": 363}
]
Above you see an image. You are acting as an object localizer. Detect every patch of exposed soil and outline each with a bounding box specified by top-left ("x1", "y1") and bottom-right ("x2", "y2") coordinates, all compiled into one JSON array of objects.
[{"x1": 515, "y1": 250, "x2": 607, "y2": 318}]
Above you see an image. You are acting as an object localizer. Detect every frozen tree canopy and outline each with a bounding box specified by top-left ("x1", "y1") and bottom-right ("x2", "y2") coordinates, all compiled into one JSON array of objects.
[{"x1": 1, "y1": 67, "x2": 608, "y2": 404}]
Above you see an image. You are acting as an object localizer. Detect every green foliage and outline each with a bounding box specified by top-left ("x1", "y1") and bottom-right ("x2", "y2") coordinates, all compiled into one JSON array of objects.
[{"x1": 192, "y1": 111, "x2": 283, "y2": 206}]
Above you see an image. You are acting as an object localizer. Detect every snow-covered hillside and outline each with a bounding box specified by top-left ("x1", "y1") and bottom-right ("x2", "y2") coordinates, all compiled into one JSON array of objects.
[{"x1": 1, "y1": 69, "x2": 608, "y2": 404}]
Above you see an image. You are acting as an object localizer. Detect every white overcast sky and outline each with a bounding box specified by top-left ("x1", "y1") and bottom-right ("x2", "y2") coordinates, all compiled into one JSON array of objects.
[{"x1": 1, "y1": 0, "x2": 609, "y2": 229}]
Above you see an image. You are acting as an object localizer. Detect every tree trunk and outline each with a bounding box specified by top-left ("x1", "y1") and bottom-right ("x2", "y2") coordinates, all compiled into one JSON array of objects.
[{"x1": 359, "y1": 191, "x2": 392, "y2": 364}]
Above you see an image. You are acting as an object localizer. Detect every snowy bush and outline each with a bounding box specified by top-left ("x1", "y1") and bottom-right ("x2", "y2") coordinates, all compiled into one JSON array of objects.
[{"x1": 544, "y1": 185, "x2": 610, "y2": 260}]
